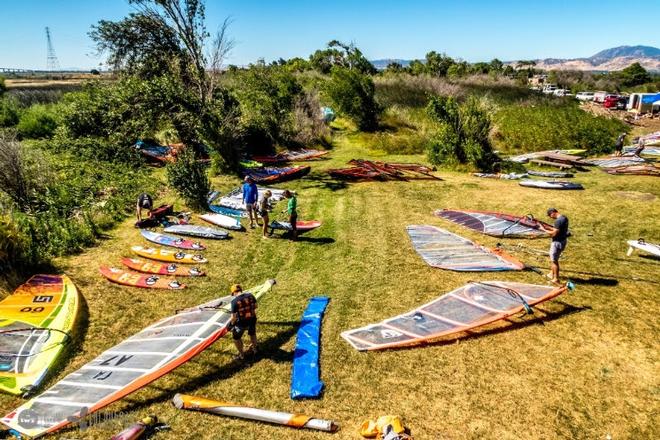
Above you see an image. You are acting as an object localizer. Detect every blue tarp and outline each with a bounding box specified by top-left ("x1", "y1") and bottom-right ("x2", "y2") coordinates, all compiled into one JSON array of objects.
[
  {"x1": 290, "y1": 296, "x2": 330, "y2": 400},
  {"x1": 641, "y1": 93, "x2": 660, "y2": 104}
]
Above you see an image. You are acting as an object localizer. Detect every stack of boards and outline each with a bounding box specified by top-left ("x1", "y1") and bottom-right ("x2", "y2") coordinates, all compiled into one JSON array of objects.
[
  {"x1": 0, "y1": 275, "x2": 79, "y2": 395},
  {"x1": 101, "y1": 227, "x2": 213, "y2": 290}
]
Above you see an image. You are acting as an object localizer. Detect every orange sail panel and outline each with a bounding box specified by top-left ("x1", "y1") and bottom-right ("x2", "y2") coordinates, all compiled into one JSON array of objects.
[{"x1": 341, "y1": 281, "x2": 567, "y2": 351}]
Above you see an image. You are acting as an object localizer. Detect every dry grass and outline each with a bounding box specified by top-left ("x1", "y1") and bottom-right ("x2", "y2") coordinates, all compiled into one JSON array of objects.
[{"x1": 0, "y1": 128, "x2": 658, "y2": 439}]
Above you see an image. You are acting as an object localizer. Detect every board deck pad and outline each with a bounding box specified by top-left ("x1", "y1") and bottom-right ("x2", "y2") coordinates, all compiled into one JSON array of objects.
[
  {"x1": 121, "y1": 258, "x2": 205, "y2": 277},
  {"x1": 407, "y1": 225, "x2": 525, "y2": 271},
  {"x1": 434, "y1": 209, "x2": 551, "y2": 238},
  {"x1": 342, "y1": 281, "x2": 567, "y2": 350},
  {"x1": 0, "y1": 275, "x2": 79, "y2": 395},
  {"x1": 199, "y1": 213, "x2": 243, "y2": 231},
  {"x1": 100, "y1": 267, "x2": 186, "y2": 289},
  {"x1": 131, "y1": 246, "x2": 207, "y2": 264},
  {"x1": 162, "y1": 224, "x2": 228, "y2": 240},
  {"x1": 1, "y1": 280, "x2": 276, "y2": 438},
  {"x1": 140, "y1": 230, "x2": 205, "y2": 250}
]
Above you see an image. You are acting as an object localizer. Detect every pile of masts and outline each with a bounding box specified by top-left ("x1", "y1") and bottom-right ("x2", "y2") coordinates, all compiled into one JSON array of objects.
[
  {"x1": 328, "y1": 159, "x2": 441, "y2": 181},
  {"x1": 604, "y1": 164, "x2": 660, "y2": 176}
]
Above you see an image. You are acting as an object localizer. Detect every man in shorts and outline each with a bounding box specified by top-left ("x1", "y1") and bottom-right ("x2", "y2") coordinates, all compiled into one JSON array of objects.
[
  {"x1": 229, "y1": 284, "x2": 258, "y2": 360},
  {"x1": 242, "y1": 176, "x2": 259, "y2": 229},
  {"x1": 541, "y1": 208, "x2": 569, "y2": 284}
]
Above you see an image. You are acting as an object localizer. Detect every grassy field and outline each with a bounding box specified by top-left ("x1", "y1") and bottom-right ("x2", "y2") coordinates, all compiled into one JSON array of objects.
[{"x1": 0, "y1": 128, "x2": 658, "y2": 439}]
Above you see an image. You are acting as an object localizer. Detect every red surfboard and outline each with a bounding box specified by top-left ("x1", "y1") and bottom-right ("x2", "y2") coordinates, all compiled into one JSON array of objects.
[
  {"x1": 121, "y1": 258, "x2": 205, "y2": 277},
  {"x1": 100, "y1": 267, "x2": 186, "y2": 289}
]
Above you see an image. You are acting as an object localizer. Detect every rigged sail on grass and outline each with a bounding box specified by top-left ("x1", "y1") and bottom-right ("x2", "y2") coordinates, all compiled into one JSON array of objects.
[
  {"x1": 1, "y1": 280, "x2": 275, "y2": 439},
  {"x1": 434, "y1": 209, "x2": 552, "y2": 238},
  {"x1": 341, "y1": 281, "x2": 567, "y2": 351},
  {"x1": 407, "y1": 225, "x2": 524, "y2": 271}
]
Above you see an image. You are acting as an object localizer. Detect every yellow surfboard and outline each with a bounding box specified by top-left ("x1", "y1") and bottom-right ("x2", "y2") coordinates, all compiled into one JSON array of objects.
[
  {"x1": 0, "y1": 274, "x2": 79, "y2": 395},
  {"x1": 131, "y1": 245, "x2": 208, "y2": 264}
]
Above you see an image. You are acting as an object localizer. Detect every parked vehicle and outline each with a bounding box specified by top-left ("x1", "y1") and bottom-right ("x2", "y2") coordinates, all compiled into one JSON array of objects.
[
  {"x1": 603, "y1": 95, "x2": 621, "y2": 109},
  {"x1": 575, "y1": 92, "x2": 595, "y2": 101},
  {"x1": 616, "y1": 96, "x2": 629, "y2": 110},
  {"x1": 542, "y1": 84, "x2": 558, "y2": 94},
  {"x1": 593, "y1": 91, "x2": 608, "y2": 103},
  {"x1": 554, "y1": 89, "x2": 573, "y2": 97}
]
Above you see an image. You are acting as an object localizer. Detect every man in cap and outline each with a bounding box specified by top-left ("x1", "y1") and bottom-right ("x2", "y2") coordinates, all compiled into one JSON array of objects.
[
  {"x1": 229, "y1": 284, "x2": 258, "y2": 360},
  {"x1": 540, "y1": 208, "x2": 569, "y2": 283},
  {"x1": 242, "y1": 176, "x2": 259, "y2": 229}
]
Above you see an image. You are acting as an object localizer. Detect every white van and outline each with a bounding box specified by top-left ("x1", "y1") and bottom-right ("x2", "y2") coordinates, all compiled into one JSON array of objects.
[
  {"x1": 575, "y1": 92, "x2": 595, "y2": 101},
  {"x1": 593, "y1": 91, "x2": 608, "y2": 103}
]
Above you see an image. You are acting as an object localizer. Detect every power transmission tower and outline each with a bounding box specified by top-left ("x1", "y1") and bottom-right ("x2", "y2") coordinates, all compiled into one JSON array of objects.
[{"x1": 45, "y1": 27, "x2": 60, "y2": 71}]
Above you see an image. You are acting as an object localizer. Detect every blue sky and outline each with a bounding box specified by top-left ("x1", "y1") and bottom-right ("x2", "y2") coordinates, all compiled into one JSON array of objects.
[{"x1": 1, "y1": 0, "x2": 659, "y2": 69}]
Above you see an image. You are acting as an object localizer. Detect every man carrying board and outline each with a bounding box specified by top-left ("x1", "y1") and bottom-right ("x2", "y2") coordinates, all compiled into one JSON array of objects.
[{"x1": 229, "y1": 284, "x2": 258, "y2": 361}]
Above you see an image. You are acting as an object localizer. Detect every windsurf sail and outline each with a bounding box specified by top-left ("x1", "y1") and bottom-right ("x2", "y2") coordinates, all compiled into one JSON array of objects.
[
  {"x1": 252, "y1": 149, "x2": 329, "y2": 164},
  {"x1": 407, "y1": 225, "x2": 524, "y2": 271},
  {"x1": 583, "y1": 156, "x2": 646, "y2": 168},
  {"x1": 527, "y1": 170, "x2": 574, "y2": 178},
  {"x1": 1, "y1": 279, "x2": 276, "y2": 439},
  {"x1": 242, "y1": 166, "x2": 310, "y2": 184},
  {"x1": 472, "y1": 173, "x2": 527, "y2": 180},
  {"x1": 215, "y1": 186, "x2": 286, "y2": 210},
  {"x1": 0, "y1": 275, "x2": 79, "y2": 396},
  {"x1": 604, "y1": 164, "x2": 660, "y2": 176},
  {"x1": 341, "y1": 281, "x2": 568, "y2": 351},
  {"x1": 434, "y1": 209, "x2": 551, "y2": 238}
]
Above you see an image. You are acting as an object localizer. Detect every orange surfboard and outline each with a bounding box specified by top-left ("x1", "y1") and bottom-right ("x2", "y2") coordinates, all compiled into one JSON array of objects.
[
  {"x1": 121, "y1": 258, "x2": 205, "y2": 277},
  {"x1": 100, "y1": 267, "x2": 185, "y2": 290}
]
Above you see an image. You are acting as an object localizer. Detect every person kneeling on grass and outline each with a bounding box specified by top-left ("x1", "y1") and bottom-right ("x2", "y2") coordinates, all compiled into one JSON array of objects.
[
  {"x1": 258, "y1": 190, "x2": 272, "y2": 238},
  {"x1": 136, "y1": 193, "x2": 153, "y2": 222},
  {"x1": 540, "y1": 207, "x2": 569, "y2": 284},
  {"x1": 283, "y1": 190, "x2": 298, "y2": 240},
  {"x1": 229, "y1": 284, "x2": 258, "y2": 361}
]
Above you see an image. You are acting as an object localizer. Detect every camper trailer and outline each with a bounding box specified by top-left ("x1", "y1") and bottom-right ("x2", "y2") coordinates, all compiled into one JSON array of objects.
[
  {"x1": 593, "y1": 91, "x2": 609, "y2": 103},
  {"x1": 627, "y1": 93, "x2": 660, "y2": 113}
]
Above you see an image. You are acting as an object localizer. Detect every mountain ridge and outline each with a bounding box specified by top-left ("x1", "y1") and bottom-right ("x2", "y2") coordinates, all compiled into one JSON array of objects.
[{"x1": 371, "y1": 45, "x2": 660, "y2": 71}]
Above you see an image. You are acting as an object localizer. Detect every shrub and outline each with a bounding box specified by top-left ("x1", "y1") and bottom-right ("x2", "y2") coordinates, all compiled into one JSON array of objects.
[
  {"x1": 231, "y1": 65, "x2": 302, "y2": 149},
  {"x1": 326, "y1": 67, "x2": 380, "y2": 131},
  {"x1": 0, "y1": 97, "x2": 20, "y2": 127},
  {"x1": 16, "y1": 104, "x2": 59, "y2": 139},
  {"x1": 290, "y1": 89, "x2": 330, "y2": 146},
  {"x1": 494, "y1": 100, "x2": 627, "y2": 155},
  {"x1": 166, "y1": 147, "x2": 210, "y2": 211},
  {"x1": 426, "y1": 96, "x2": 497, "y2": 171}
]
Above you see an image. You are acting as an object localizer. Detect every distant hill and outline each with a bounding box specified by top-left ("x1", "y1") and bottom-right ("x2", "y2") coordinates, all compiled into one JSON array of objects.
[
  {"x1": 371, "y1": 59, "x2": 412, "y2": 70},
  {"x1": 371, "y1": 46, "x2": 660, "y2": 72},
  {"x1": 521, "y1": 45, "x2": 660, "y2": 72}
]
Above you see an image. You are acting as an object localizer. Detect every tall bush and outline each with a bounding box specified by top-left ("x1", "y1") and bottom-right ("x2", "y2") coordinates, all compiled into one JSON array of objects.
[
  {"x1": 16, "y1": 104, "x2": 59, "y2": 139},
  {"x1": 426, "y1": 96, "x2": 497, "y2": 171},
  {"x1": 166, "y1": 147, "x2": 210, "y2": 210},
  {"x1": 326, "y1": 67, "x2": 380, "y2": 131}
]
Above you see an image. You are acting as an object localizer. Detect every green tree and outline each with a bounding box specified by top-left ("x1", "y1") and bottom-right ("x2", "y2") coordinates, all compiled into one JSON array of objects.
[
  {"x1": 408, "y1": 59, "x2": 426, "y2": 75},
  {"x1": 308, "y1": 41, "x2": 376, "y2": 75},
  {"x1": 619, "y1": 62, "x2": 651, "y2": 87},
  {"x1": 0, "y1": 76, "x2": 6, "y2": 96},
  {"x1": 325, "y1": 67, "x2": 380, "y2": 131},
  {"x1": 426, "y1": 96, "x2": 497, "y2": 171},
  {"x1": 425, "y1": 51, "x2": 455, "y2": 76}
]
